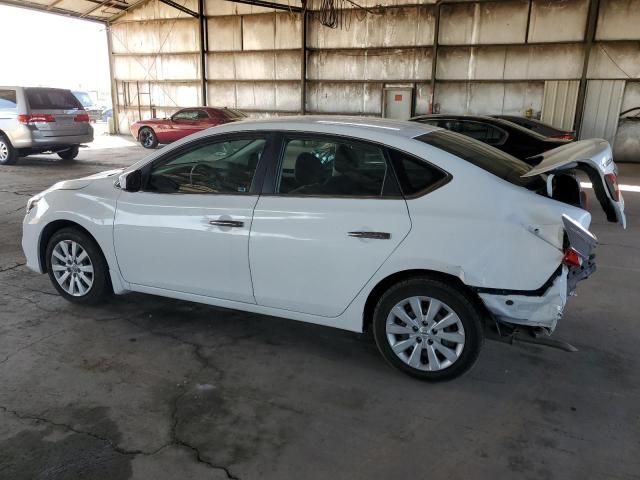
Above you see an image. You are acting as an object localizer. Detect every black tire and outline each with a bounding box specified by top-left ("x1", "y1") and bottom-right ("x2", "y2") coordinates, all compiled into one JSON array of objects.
[
  {"x1": 45, "y1": 227, "x2": 111, "y2": 305},
  {"x1": 0, "y1": 134, "x2": 18, "y2": 165},
  {"x1": 372, "y1": 277, "x2": 483, "y2": 381},
  {"x1": 139, "y1": 127, "x2": 158, "y2": 149},
  {"x1": 57, "y1": 145, "x2": 80, "y2": 160}
]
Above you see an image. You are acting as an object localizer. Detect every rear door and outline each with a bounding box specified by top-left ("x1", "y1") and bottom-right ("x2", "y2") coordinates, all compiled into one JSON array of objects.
[
  {"x1": 523, "y1": 139, "x2": 626, "y2": 228},
  {"x1": 249, "y1": 133, "x2": 412, "y2": 317},
  {"x1": 24, "y1": 88, "x2": 88, "y2": 138}
]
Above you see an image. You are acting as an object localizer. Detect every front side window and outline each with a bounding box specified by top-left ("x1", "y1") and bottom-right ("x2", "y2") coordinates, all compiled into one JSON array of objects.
[
  {"x1": 147, "y1": 137, "x2": 266, "y2": 194},
  {"x1": 277, "y1": 137, "x2": 388, "y2": 197},
  {"x1": 0, "y1": 90, "x2": 17, "y2": 110}
]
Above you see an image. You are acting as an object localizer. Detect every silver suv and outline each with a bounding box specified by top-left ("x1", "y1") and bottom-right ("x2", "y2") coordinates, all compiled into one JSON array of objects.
[{"x1": 0, "y1": 86, "x2": 94, "y2": 165}]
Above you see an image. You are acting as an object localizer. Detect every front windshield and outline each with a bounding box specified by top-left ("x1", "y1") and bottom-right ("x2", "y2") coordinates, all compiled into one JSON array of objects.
[{"x1": 416, "y1": 129, "x2": 544, "y2": 190}]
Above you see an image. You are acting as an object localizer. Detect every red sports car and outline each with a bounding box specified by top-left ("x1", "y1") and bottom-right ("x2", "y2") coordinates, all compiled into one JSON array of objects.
[{"x1": 130, "y1": 107, "x2": 247, "y2": 149}]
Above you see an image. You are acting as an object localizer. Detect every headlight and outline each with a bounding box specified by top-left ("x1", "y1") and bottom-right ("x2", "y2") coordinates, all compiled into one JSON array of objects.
[{"x1": 26, "y1": 196, "x2": 40, "y2": 214}]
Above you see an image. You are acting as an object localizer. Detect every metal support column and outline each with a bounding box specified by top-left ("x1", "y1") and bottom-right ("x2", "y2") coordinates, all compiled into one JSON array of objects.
[
  {"x1": 105, "y1": 24, "x2": 120, "y2": 133},
  {"x1": 429, "y1": 1, "x2": 442, "y2": 113},
  {"x1": 574, "y1": 0, "x2": 600, "y2": 135},
  {"x1": 198, "y1": 0, "x2": 207, "y2": 106},
  {"x1": 300, "y1": 0, "x2": 307, "y2": 114}
]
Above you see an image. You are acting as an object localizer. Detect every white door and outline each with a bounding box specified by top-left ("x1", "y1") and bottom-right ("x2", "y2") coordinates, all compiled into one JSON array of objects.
[
  {"x1": 114, "y1": 135, "x2": 268, "y2": 303},
  {"x1": 383, "y1": 88, "x2": 413, "y2": 120},
  {"x1": 249, "y1": 135, "x2": 412, "y2": 318}
]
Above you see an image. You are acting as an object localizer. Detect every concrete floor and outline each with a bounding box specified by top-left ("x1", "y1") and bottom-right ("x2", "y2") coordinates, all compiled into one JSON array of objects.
[{"x1": 1, "y1": 131, "x2": 639, "y2": 480}]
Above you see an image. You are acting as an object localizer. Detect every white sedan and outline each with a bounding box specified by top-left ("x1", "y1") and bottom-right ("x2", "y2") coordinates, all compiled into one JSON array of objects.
[{"x1": 22, "y1": 117, "x2": 625, "y2": 380}]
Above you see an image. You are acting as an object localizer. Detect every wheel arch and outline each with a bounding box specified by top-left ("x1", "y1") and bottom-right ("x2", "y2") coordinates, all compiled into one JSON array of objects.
[
  {"x1": 39, "y1": 220, "x2": 105, "y2": 274},
  {"x1": 362, "y1": 269, "x2": 488, "y2": 332},
  {"x1": 137, "y1": 125, "x2": 155, "y2": 139}
]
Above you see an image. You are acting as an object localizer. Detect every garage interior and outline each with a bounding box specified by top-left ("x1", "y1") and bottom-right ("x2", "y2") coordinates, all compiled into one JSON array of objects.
[{"x1": 1, "y1": 0, "x2": 640, "y2": 479}]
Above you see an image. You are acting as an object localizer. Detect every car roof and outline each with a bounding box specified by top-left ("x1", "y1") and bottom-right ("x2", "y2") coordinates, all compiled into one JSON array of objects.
[{"x1": 221, "y1": 115, "x2": 439, "y2": 138}]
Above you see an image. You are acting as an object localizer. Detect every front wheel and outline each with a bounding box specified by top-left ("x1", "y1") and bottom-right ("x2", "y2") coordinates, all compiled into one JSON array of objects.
[
  {"x1": 373, "y1": 277, "x2": 483, "y2": 381},
  {"x1": 139, "y1": 127, "x2": 158, "y2": 149},
  {"x1": 57, "y1": 145, "x2": 79, "y2": 160},
  {"x1": 45, "y1": 228, "x2": 111, "y2": 304}
]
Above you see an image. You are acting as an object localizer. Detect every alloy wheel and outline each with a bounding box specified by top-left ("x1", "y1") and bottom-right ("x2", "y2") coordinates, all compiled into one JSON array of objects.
[
  {"x1": 140, "y1": 130, "x2": 154, "y2": 148},
  {"x1": 385, "y1": 296, "x2": 465, "y2": 371},
  {"x1": 51, "y1": 240, "x2": 94, "y2": 296},
  {"x1": 0, "y1": 141, "x2": 8, "y2": 162}
]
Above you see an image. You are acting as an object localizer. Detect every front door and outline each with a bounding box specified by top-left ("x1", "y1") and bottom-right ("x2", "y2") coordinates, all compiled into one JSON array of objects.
[
  {"x1": 249, "y1": 134, "x2": 412, "y2": 317},
  {"x1": 114, "y1": 134, "x2": 270, "y2": 303}
]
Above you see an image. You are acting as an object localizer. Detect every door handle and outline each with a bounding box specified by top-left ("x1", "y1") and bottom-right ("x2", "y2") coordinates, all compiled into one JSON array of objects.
[
  {"x1": 348, "y1": 231, "x2": 391, "y2": 240},
  {"x1": 209, "y1": 220, "x2": 244, "y2": 228}
]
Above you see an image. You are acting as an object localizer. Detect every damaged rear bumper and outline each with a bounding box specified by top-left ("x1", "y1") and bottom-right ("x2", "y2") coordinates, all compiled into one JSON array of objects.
[
  {"x1": 477, "y1": 216, "x2": 599, "y2": 333},
  {"x1": 478, "y1": 267, "x2": 568, "y2": 332}
]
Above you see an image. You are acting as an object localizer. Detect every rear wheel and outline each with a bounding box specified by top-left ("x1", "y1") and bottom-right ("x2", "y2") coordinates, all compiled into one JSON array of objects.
[
  {"x1": 139, "y1": 127, "x2": 158, "y2": 149},
  {"x1": 57, "y1": 145, "x2": 79, "y2": 160},
  {"x1": 373, "y1": 277, "x2": 483, "y2": 381},
  {"x1": 0, "y1": 134, "x2": 18, "y2": 165},
  {"x1": 45, "y1": 228, "x2": 111, "y2": 305}
]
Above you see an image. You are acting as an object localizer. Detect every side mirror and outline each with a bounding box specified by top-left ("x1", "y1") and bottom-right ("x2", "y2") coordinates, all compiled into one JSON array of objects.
[{"x1": 119, "y1": 170, "x2": 142, "y2": 192}]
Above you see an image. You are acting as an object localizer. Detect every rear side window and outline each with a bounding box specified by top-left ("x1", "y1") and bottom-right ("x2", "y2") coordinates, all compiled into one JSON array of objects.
[
  {"x1": 452, "y1": 121, "x2": 507, "y2": 145},
  {"x1": 26, "y1": 88, "x2": 82, "y2": 110},
  {"x1": 416, "y1": 130, "x2": 543, "y2": 189},
  {"x1": 221, "y1": 109, "x2": 246, "y2": 119},
  {"x1": 277, "y1": 136, "x2": 389, "y2": 197},
  {"x1": 0, "y1": 90, "x2": 17, "y2": 109},
  {"x1": 388, "y1": 148, "x2": 447, "y2": 196}
]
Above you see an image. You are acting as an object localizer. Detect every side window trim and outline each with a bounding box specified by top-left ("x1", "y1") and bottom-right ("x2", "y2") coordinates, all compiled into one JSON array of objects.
[
  {"x1": 261, "y1": 131, "x2": 403, "y2": 199},
  {"x1": 138, "y1": 131, "x2": 276, "y2": 195}
]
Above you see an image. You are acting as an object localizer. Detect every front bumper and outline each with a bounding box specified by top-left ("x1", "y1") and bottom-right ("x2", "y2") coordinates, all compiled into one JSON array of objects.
[{"x1": 22, "y1": 212, "x2": 44, "y2": 274}]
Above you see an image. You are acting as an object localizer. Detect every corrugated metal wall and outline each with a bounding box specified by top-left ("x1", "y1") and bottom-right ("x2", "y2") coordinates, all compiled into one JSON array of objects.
[
  {"x1": 541, "y1": 81, "x2": 579, "y2": 131},
  {"x1": 108, "y1": 0, "x2": 640, "y2": 135},
  {"x1": 580, "y1": 79, "x2": 625, "y2": 141}
]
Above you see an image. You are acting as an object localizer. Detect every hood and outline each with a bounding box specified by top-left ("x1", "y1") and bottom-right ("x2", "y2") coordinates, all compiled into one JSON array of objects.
[
  {"x1": 523, "y1": 139, "x2": 626, "y2": 228},
  {"x1": 50, "y1": 169, "x2": 124, "y2": 191}
]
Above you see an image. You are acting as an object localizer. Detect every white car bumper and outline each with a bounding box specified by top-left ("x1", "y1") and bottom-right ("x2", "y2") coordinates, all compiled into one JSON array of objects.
[{"x1": 479, "y1": 267, "x2": 569, "y2": 332}]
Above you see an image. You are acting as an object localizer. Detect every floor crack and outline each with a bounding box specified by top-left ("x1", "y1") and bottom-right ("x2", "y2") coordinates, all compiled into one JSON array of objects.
[
  {"x1": 124, "y1": 317, "x2": 239, "y2": 479},
  {"x1": 0, "y1": 262, "x2": 26, "y2": 273}
]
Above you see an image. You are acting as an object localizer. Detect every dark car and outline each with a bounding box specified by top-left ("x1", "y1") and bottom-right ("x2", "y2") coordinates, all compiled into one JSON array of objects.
[
  {"x1": 410, "y1": 114, "x2": 571, "y2": 165},
  {"x1": 130, "y1": 107, "x2": 248, "y2": 149},
  {"x1": 493, "y1": 115, "x2": 576, "y2": 140}
]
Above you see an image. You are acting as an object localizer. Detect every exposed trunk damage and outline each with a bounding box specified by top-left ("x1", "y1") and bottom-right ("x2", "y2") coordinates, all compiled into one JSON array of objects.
[{"x1": 480, "y1": 139, "x2": 623, "y2": 339}]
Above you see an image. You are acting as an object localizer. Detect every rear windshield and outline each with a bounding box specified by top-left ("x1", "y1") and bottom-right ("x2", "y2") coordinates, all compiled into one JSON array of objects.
[
  {"x1": 416, "y1": 130, "x2": 543, "y2": 189},
  {"x1": 498, "y1": 116, "x2": 557, "y2": 137},
  {"x1": 222, "y1": 108, "x2": 247, "y2": 119},
  {"x1": 26, "y1": 88, "x2": 83, "y2": 110}
]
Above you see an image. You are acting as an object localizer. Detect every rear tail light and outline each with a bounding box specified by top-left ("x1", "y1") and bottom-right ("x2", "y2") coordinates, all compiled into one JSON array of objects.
[
  {"x1": 74, "y1": 113, "x2": 90, "y2": 123},
  {"x1": 551, "y1": 133, "x2": 576, "y2": 141},
  {"x1": 605, "y1": 173, "x2": 620, "y2": 201},
  {"x1": 17, "y1": 114, "x2": 55, "y2": 124},
  {"x1": 562, "y1": 248, "x2": 582, "y2": 268}
]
